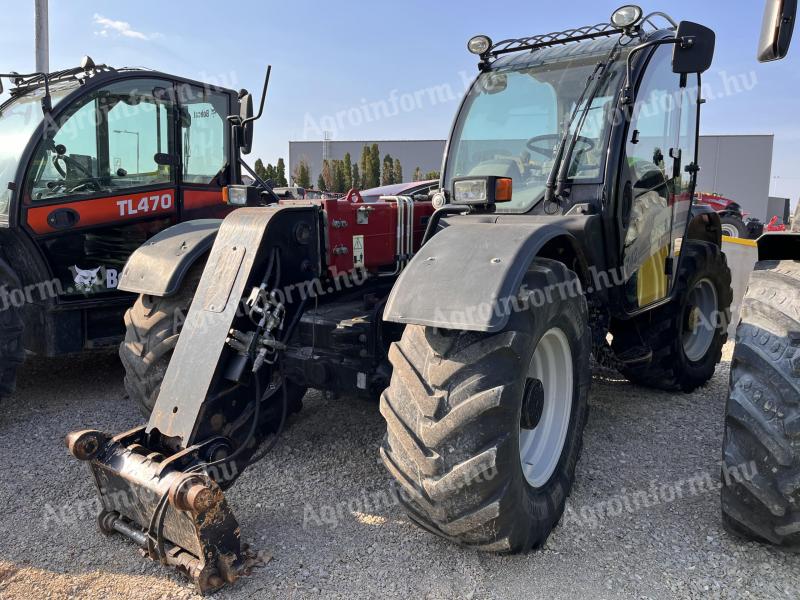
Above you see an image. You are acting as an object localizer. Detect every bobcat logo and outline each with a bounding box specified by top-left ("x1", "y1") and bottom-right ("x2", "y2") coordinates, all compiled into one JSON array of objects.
[{"x1": 71, "y1": 266, "x2": 102, "y2": 293}]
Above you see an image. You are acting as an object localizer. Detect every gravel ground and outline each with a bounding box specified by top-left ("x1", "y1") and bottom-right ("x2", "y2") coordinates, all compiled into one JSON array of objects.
[{"x1": 0, "y1": 343, "x2": 798, "y2": 600}]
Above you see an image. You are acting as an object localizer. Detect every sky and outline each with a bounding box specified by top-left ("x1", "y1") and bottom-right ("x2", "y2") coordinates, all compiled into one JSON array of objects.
[{"x1": 1, "y1": 0, "x2": 798, "y2": 205}]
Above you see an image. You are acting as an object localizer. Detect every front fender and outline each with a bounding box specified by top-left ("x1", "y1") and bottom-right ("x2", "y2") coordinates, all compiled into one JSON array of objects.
[
  {"x1": 383, "y1": 222, "x2": 579, "y2": 333},
  {"x1": 118, "y1": 219, "x2": 222, "y2": 297}
]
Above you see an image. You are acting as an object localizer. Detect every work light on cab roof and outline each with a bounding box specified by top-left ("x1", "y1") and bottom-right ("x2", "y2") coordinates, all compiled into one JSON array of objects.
[
  {"x1": 611, "y1": 5, "x2": 644, "y2": 30},
  {"x1": 467, "y1": 35, "x2": 492, "y2": 55}
]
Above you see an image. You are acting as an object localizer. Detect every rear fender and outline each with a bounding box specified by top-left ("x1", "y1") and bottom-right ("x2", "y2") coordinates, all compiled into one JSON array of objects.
[
  {"x1": 383, "y1": 222, "x2": 582, "y2": 333},
  {"x1": 118, "y1": 220, "x2": 222, "y2": 297}
]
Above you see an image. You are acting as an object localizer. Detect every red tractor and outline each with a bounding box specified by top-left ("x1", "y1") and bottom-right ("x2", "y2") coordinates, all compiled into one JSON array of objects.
[{"x1": 695, "y1": 191, "x2": 763, "y2": 238}]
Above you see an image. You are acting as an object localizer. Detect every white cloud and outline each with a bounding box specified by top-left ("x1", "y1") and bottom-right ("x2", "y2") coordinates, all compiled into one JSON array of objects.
[{"x1": 92, "y1": 14, "x2": 159, "y2": 41}]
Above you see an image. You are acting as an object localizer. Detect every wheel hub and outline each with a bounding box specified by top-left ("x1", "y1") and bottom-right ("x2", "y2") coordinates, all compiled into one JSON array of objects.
[{"x1": 521, "y1": 379, "x2": 545, "y2": 430}]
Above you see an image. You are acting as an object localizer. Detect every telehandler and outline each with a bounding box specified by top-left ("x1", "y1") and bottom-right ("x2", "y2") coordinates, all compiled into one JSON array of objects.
[
  {"x1": 63, "y1": 2, "x2": 796, "y2": 593},
  {"x1": 0, "y1": 60, "x2": 254, "y2": 400}
]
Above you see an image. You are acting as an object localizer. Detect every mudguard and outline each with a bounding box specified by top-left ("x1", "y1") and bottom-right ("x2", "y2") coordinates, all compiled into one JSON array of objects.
[
  {"x1": 383, "y1": 221, "x2": 579, "y2": 333},
  {"x1": 118, "y1": 219, "x2": 222, "y2": 297}
]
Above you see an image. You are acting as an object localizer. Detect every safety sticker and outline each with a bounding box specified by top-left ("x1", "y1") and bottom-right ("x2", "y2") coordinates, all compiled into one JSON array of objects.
[{"x1": 353, "y1": 235, "x2": 365, "y2": 268}]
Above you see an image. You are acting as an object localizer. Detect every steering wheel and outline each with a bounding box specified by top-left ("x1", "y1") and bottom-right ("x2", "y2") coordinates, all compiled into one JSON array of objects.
[{"x1": 526, "y1": 134, "x2": 596, "y2": 159}]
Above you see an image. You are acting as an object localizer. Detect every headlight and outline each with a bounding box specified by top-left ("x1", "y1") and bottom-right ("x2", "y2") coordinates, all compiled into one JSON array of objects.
[
  {"x1": 452, "y1": 176, "x2": 512, "y2": 205},
  {"x1": 467, "y1": 35, "x2": 492, "y2": 55},
  {"x1": 223, "y1": 185, "x2": 250, "y2": 206},
  {"x1": 610, "y1": 5, "x2": 643, "y2": 29},
  {"x1": 454, "y1": 179, "x2": 488, "y2": 204}
]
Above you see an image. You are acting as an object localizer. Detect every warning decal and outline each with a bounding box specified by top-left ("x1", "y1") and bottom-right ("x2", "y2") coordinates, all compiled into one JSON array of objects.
[{"x1": 353, "y1": 235, "x2": 365, "y2": 268}]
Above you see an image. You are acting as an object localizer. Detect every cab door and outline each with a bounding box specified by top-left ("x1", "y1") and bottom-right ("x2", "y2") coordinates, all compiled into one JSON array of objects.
[
  {"x1": 176, "y1": 83, "x2": 237, "y2": 220},
  {"x1": 618, "y1": 44, "x2": 698, "y2": 311},
  {"x1": 22, "y1": 77, "x2": 178, "y2": 300}
]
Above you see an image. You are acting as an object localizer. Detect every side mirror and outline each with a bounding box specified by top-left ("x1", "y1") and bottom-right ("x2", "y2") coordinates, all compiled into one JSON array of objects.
[
  {"x1": 759, "y1": 0, "x2": 796, "y2": 62},
  {"x1": 672, "y1": 21, "x2": 716, "y2": 74},
  {"x1": 239, "y1": 91, "x2": 254, "y2": 155}
]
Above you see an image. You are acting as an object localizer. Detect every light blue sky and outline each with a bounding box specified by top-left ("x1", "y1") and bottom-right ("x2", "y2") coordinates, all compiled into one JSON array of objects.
[{"x1": 1, "y1": 1, "x2": 797, "y2": 204}]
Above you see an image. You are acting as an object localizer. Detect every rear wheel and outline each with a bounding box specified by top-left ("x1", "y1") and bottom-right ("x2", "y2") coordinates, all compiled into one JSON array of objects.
[
  {"x1": 380, "y1": 259, "x2": 591, "y2": 552},
  {"x1": 0, "y1": 261, "x2": 24, "y2": 400},
  {"x1": 612, "y1": 241, "x2": 733, "y2": 392},
  {"x1": 720, "y1": 215, "x2": 748, "y2": 238},
  {"x1": 119, "y1": 262, "x2": 306, "y2": 419},
  {"x1": 720, "y1": 260, "x2": 800, "y2": 549}
]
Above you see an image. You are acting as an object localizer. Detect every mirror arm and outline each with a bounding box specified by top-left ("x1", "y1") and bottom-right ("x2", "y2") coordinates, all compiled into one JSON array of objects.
[
  {"x1": 242, "y1": 65, "x2": 271, "y2": 128},
  {"x1": 621, "y1": 37, "x2": 692, "y2": 104}
]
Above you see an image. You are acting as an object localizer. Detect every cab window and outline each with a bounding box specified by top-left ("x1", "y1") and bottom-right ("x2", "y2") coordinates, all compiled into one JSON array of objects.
[
  {"x1": 177, "y1": 84, "x2": 230, "y2": 185},
  {"x1": 26, "y1": 79, "x2": 174, "y2": 201}
]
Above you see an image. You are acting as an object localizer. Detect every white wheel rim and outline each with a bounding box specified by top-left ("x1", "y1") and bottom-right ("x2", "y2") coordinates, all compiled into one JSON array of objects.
[
  {"x1": 721, "y1": 224, "x2": 739, "y2": 237},
  {"x1": 682, "y1": 278, "x2": 718, "y2": 362},
  {"x1": 519, "y1": 327, "x2": 573, "y2": 488}
]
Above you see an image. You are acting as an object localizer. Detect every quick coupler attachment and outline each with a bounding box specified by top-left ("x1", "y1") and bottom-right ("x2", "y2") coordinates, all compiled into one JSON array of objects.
[{"x1": 66, "y1": 427, "x2": 249, "y2": 594}]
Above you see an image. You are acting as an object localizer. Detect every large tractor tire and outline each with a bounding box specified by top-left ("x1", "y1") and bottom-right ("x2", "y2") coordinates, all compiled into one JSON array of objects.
[
  {"x1": 0, "y1": 261, "x2": 25, "y2": 400},
  {"x1": 380, "y1": 258, "x2": 591, "y2": 552},
  {"x1": 119, "y1": 262, "x2": 305, "y2": 419},
  {"x1": 612, "y1": 241, "x2": 733, "y2": 392},
  {"x1": 721, "y1": 260, "x2": 800, "y2": 548},
  {"x1": 720, "y1": 215, "x2": 748, "y2": 239}
]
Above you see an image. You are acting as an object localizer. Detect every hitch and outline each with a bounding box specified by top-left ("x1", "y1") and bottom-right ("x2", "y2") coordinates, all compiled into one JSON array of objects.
[{"x1": 66, "y1": 428, "x2": 247, "y2": 594}]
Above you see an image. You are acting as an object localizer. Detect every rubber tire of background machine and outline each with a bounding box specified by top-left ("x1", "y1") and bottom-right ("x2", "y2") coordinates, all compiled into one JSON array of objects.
[
  {"x1": 611, "y1": 240, "x2": 733, "y2": 393},
  {"x1": 720, "y1": 260, "x2": 800, "y2": 549},
  {"x1": 720, "y1": 215, "x2": 748, "y2": 239},
  {"x1": 380, "y1": 258, "x2": 591, "y2": 552},
  {"x1": 0, "y1": 262, "x2": 25, "y2": 401},
  {"x1": 119, "y1": 261, "x2": 306, "y2": 420}
]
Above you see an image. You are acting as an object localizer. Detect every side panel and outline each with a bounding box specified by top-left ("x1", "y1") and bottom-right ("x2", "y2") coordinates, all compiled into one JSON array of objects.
[{"x1": 383, "y1": 222, "x2": 580, "y2": 333}]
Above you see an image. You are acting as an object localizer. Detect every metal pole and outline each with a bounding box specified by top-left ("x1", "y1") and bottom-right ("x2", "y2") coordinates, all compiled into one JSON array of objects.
[{"x1": 34, "y1": 0, "x2": 49, "y2": 73}]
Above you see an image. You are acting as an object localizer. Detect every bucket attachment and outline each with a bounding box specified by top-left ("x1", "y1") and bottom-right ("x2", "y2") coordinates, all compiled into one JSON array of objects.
[{"x1": 66, "y1": 427, "x2": 247, "y2": 594}]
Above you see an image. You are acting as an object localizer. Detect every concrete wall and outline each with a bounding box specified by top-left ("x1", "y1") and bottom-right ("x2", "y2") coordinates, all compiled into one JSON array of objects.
[
  {"x1": 696, "y1": 135, "x2": 774, "y2": 221},
  {"x1": 767, "y1": 196, "x2": 791, "y2": 223},
  {"x1": 289, "y1": 140, "x2": 446, "y2": 186}
]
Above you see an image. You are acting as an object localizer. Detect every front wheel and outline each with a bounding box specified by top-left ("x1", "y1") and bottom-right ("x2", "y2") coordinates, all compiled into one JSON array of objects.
[
  {"x1": 119, "y1": 261, "x2": 306, "y2": 420},
  {"x1": 380, "y1": 258, "x2": 591, "y2": 552},
  {"x1": 721, "y1": 260, "x2": 800, "y2": 549}
]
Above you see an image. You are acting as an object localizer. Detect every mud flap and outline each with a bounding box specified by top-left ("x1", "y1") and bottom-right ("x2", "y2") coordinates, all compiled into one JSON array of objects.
[{"x1": 66, "y1": 429, "x2": 247, "y2": 594}]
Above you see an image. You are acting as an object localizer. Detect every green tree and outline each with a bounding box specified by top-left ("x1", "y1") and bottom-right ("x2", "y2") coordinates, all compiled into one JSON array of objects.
[
  {"x1": 424, "y1": 170, "x2": 441, "y2": 180},
  {"x1": 332, "y1": 160, "x2": 346, "y2": 193},
  {"x1": 276, "y1": 158, "x2": 288, "y2": 187},
  {"x1": 352, "y1": 163, "x2": 360, "y2": 190},
  {"x1": 359, "y1": 146, "x2": 371, "y2": 187},
  {"x1": 265, "y1": 163, "x2": 277, "y2": 182},
  {"x1": 322, "y1": 160, "x2": 334, "y2": 192},
  {"x1": 369, "y1": 143, "x2": 381, "y2": 188},
  {"x1": 317, "y1": 173, "x2": 326, "y2": 191},
  {"x1": 413, "y1": 166, "x2": 422, "y2": 181},
  {"x1": 393, "y1": 158, "x2": 403, "y2": 184},
  {"x1": 343, "y1": 152, "x2": 353, "y2": 191},
  {"x1": 382, "y1": 154, "x2": 394, "y2": 185},
  {"x1": 254, "y1": 158, "x2": 268, "y2": 181},
  {"x1": 295, "y1": 160, "x2": 311, "y2": 188}
]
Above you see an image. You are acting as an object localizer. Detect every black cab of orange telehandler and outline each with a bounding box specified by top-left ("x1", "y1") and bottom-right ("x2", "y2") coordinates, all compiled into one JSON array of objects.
[
  {"x1": 0, "y1": 58, "x2": 258, "y2": 399},
  {"x1": 64, "y1": 3, "x2": 796, "y2": 594}
]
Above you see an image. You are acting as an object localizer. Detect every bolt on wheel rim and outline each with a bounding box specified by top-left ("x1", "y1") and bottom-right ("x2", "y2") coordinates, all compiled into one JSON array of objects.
[
  {"x1": 682, "y1": 278, "x2": 718, "y2": 362},
  {"x1": 519, "y1": 327, "x2": 573, "y2": 488}
]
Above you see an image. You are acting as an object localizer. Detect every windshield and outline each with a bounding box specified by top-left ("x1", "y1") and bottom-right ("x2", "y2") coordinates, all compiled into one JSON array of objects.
[
  {"x1": 444, "y1": 43, "x2": 627, "y2": 213},
  {"x1": 0, "y1": 84, "x2": 76, "y2": 214}
]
